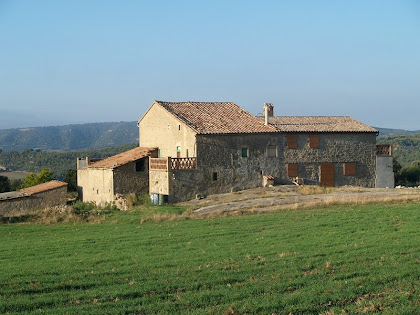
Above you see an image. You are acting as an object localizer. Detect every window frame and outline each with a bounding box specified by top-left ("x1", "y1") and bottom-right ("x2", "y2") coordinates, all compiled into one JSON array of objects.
[
  {"x1": 241, "y1": 147, "x2": 249, "y2": 158},
  {"x1": 267, "y1": 145, "x2": 277, "y2": 157}
]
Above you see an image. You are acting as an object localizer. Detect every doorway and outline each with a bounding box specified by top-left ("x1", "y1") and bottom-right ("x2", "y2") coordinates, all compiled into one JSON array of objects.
[{"x1": 320, "y1": 164, "x2": 335, "y2": 187}]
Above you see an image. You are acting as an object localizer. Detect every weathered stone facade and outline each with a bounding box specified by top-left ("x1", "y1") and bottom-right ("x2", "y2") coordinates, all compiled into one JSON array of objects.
[
  {"x1": 149, "y1": 132, "x2": 376, "y2": 203},
  {"x1": 0, "y1": 186, "x2": 67, "y2": 216}
]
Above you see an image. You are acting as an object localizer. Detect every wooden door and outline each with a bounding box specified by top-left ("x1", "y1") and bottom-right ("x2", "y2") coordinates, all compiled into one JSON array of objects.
[{"x1": 320, "y1": 164, "x2": 335, "y2": 187}]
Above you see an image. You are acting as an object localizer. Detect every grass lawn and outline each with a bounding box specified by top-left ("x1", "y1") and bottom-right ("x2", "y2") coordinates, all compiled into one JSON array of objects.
[{"x1": 0, "y1": 202, "x2": 419, "y2": 314}]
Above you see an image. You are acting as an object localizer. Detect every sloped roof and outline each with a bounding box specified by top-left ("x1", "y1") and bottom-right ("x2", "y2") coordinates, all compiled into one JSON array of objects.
[
  {"x1": 0, "y1": 191, "x2": 26, "y2": 200},
  {"x1": 20, "y1": 180, "x2": 67, "y2": 195},
  {"x1": 154, "y1": 101, "x2": 277, "y2": 134},
  {"x1": 265, "y1": 116, "x2": 378, "y2": 133},
  {"x1": 88, "y1": 147, "x2": 157, "y2": 169}
]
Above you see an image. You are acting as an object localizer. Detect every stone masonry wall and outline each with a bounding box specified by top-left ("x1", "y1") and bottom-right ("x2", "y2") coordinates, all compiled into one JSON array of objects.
[
  {"x1": 167, "y1": 132, "x2": 376, "y2": 202},
  {"x1": 0, "y1": 186, "x2": 67, "y2": 216},
  {"x1": 113, "y1": 159, "x2": 150, "y2": 196}
]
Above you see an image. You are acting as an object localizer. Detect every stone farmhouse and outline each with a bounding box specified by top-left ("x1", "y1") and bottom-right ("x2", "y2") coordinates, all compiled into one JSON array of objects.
[{"x1": 77, "y1": 100, "x2": 393, "y2": 205}]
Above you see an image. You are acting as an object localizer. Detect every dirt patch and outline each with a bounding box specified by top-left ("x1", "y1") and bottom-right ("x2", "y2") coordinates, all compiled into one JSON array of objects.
[{"x1": 177, "y1": 186, "x2": 420, "y2": 216}]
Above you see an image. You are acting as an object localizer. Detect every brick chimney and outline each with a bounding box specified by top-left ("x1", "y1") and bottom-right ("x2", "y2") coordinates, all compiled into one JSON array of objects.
[{"x1": 263, "y1": 103, "x2": 274, "y2": 125}]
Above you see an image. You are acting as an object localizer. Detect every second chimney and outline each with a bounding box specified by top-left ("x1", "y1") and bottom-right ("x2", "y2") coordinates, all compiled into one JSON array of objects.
[{"x1": 263, "y1": 103, "x2": 274, "y2": 125}]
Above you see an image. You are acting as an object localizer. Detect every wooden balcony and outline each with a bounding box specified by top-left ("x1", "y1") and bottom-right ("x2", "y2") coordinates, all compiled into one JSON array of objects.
[
  {"x1": 376, "y1": 144, "x2": 392, "y2": 156},
  {"x1": 150, "y1": 157, "x2": 197, "y2": 171}
]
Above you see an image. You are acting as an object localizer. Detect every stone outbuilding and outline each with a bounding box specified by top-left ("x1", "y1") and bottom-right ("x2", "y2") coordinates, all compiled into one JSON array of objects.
[
  {"x1": 77, "y1": 147, "x2": 157, "y2": 206},
  {"x1": 0, "y1": 180, "x2": 68, "y2": 216}
]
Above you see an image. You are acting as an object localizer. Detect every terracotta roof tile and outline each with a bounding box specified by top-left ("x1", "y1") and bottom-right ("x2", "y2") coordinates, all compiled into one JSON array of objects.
[
  {"x1": 156, "y1": 101, "x2": 277, "y2": 134},
  {"x1": 88, "y1": 147, "x2": 157, "y2": 169},
  {"x1": 265, "y1": 116, "x2": 377, "y2": 133},
  {"x1": 20, "y1": 180, "x2": 67, "y2": 195}
]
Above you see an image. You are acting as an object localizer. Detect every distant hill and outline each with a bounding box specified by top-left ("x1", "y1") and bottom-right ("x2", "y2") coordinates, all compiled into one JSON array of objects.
[
  {"x1": 374, "y1": 127, "x2": 420, "y2": 137},
  {"x1": 0, "y1": 122, "x2": 138, "y2": 152}
]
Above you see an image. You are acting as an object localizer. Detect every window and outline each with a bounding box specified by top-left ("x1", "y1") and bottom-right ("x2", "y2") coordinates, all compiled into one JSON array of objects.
[
  {"x1": 167, "y1": 125, "x2": 171, "y2": 130},
  {"x1": 309, "y1": 134, "x2": 319, "y2": 148},
  {"x1": 136, "y1": 159, "x2": 145, "y2": 172},
  {"x1": 287, "y1": 134, "x2": 298, "y2": 149},
  {"x1": 212, "y1": 172, "x2": 218, "y2": 181},
  {"x1": 158, "y1": 149, "x2": 162, "y2": 158},
  {"x1": 287, "y1": 164, "x2": 298, "y2": 177},
  {"x1": 178, "y1": 124, "x2": 181, "y2": 131},
  {"x1": 241, "y1": 147, "x2": 249, "y2": 157},
  {"x1": 343, "y1": 163, "x2": 356, "y2": 176},
  {"x1": 177, "y1": 146, "x2": 181, "y2": 153},
  {"x1": 186, "y1": 149, "x2": 189, "y2": 158},
  {"x1": 267, "y1": 145, "x2": 277, "y2": 157}
]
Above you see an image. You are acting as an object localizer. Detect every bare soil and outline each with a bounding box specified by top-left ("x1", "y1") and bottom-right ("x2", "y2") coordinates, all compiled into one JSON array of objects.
[{"x1": 177, "y1": 185, "x2": 420, "y2": 216}]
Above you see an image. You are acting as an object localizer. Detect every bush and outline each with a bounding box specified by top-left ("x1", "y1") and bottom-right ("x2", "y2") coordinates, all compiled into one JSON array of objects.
[
  {"x1": 125, "y1": 194, "x2": 150, "y2": 208},
  {"x1": 72, "y1": 200, "x2": 97, "y2": 212}
]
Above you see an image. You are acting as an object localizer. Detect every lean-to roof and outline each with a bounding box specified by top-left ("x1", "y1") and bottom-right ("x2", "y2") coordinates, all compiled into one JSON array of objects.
[
  {"x1": 20, "y1": 180, "x2": 68, "y2": 195},
  {"x1": 88, "y1": 147, "x2": 157, "y2": 169}
]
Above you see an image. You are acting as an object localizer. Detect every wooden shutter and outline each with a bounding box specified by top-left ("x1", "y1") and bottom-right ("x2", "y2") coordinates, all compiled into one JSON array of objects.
[
  {"x1": 343, "y1": 163, "x2": 356, "y2": 176},
  {"x1": 309, "y1": 134, "x2": 319, "y2": 148},
  {"x1": 287, "y1": 134, "x2": 297, "y2": 149},
  {"x1": 287, "y1": 164, "x2": 298, "y2": 177}
]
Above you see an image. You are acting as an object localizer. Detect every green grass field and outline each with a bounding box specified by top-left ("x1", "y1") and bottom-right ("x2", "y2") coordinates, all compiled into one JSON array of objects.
[{"x1": 1, "y1": 202, "x2": 419, "y2": 314}]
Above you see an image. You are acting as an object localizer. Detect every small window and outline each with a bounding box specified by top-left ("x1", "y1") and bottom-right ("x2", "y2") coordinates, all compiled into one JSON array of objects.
[
  {"x1": 186, "y1": 149, "x2": 189, "y2": 158},
  {"x1": 178, "y1": 124, "x2": 181, "y2": 131},
  {"x1": 287, "y1": 134, "x2": 298, "y2": 149},
  {"x1": 177, "y1": 146, "x2": 181, "y2": 153},
  {"x1": 287, "y1": 164, "x2": 298, "y2": 177},
  {"x1": 136, "y1": 159, "x2": 145, "y2": 172},
  {"x1": 343, "y1": 163, "x2": 356, "y2": 176},
  {"x1": 168, "y1": 125, "x2": 171, "y2": 130},
  {"x1": 212, "y1": 172, "x2": 218, "y2": 181},
  {"x1": 158, "y1": 149, "x2": 162, "y2": 158},
  {"x1": 309, "y1": 134, "x2": 319, "y2": 148},
  {"x1": 267, "y1": 145, "x2": 277, "y2": 157},
  {"x1": 241, "y1": 147, "x2": 249, "y2": 157}
]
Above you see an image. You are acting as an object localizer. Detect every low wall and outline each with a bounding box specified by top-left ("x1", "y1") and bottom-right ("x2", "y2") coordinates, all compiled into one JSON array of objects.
[{"x1": 0, "y1": 186, "x2": 67, "y2": 216}]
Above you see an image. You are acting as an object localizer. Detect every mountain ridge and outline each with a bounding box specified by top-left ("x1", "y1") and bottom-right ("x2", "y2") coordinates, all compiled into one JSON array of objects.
[{"x1": 0, "y1": 121, "x2": 419, "y2": 152}]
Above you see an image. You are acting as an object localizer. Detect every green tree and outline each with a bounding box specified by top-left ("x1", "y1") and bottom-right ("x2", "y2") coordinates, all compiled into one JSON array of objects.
[
  {"x1": 399, "y1": 161, "x2": 420, "y2": 185},
  {"x1": 0, "y1": 175, "x2": 11, "y2": 193},
  {"x1": 21, "y1": 168, "x2": 54, "y2": 189},
  {"x1": 64, "y1": 169, "x2": 77, "y2": 192}
]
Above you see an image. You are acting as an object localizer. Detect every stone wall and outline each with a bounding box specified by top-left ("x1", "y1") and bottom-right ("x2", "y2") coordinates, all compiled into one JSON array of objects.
[
  {"x1": 77, "y1": 168, "x2": 114, "y2": 206},
  {"x1": 113, "y1": 159, "x2": 150, "y2": 196},
  {"x1": 0, "y1": 186, "x2": 67, "y2": 216},
  {"x1": 166, "y1": 132, "x2": 376, "y2": 202},
  {"x1": 139, "y1": 102, "x2": 197, "y2": 158}
]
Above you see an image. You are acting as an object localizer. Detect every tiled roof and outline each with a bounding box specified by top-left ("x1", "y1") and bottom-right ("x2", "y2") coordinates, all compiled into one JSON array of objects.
[
  {"x1": 88, "y1": 147, "x2": 157, "y2": 169},
  {"x1": 20, "y1": 180, "x2": 67, "y2": 195},
  {"x1": 155, "y1": 101, "x2": 277, "y2": 134},
  {"x1": 265, "y1": 116, "x2": 378, "y2": 133},
  {"x1": 0, "y1": 191, "x2": 26, "y2": 200}
]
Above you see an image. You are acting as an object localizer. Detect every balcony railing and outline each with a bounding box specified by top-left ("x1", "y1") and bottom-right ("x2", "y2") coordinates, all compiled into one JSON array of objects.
[
  {"x1": 376, "y1": 144, "x2": 392, "y2": 156},
  {"x1": 150, "y1": 157, "x2": 197, "y2": 171},
  {"x1": 171, "y1": 157, "x2": 197, "y2": 170}
]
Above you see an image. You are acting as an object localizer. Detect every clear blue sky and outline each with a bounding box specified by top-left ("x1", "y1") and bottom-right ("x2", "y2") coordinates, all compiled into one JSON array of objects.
[{"x1": 0, "y1": 0, "x2": 419, "y2": 130}]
